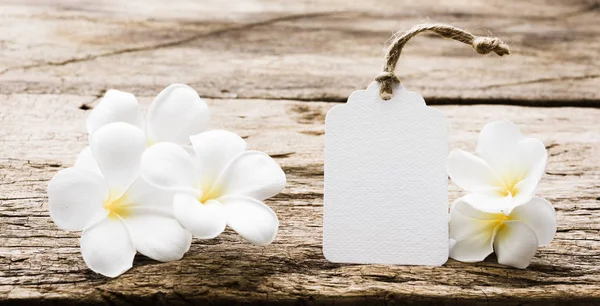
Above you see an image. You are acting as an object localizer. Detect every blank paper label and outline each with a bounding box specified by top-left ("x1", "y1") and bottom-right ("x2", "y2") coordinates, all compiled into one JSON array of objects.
[{"x1": 324, "y1": 81, "x2": 449, "y2": 265}]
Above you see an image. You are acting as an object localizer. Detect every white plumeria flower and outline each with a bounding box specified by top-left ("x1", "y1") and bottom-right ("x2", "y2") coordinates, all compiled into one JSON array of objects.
[
  {"x1": 140, "y1": 130, "x2": 286, "y2": 245},
  {"x1": 449, "y1": 197, "x2": 556, "y2": 269},
  {"x1": 87, "y1": 83, "x2": 209, "y2": 145},
  {"x1": 48, "y1": 122, "x2": 192, "y2": 277},
  {"x1": 447, "y1": 121, "x2": 548, "y2": 214},
  {"x1": 76, "y1": 83, "x2": 209, "y2": 164}
]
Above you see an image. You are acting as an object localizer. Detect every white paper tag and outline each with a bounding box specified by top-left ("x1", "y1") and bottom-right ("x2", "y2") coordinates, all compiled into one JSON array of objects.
[{"x1": 323, "y1": 81, "x2": 448, "y2": 265}]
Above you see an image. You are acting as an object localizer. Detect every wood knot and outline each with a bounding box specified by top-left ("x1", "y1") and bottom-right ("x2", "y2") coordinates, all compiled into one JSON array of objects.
[{"x1": 472, "y1": 37, "x2": 510, "y2": 56}]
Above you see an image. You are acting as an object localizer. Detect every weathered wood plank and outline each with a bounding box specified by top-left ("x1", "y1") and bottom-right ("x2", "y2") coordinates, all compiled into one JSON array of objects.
[
  {"x1": 0, "y1": 0, "x2": 599, "y2": 104},
  {"x1": 1, "y1": 0, "x2": 599, "y2": 303},
  {"x1": 0, "y1": 93, "x2": 599, "y2": 304}
]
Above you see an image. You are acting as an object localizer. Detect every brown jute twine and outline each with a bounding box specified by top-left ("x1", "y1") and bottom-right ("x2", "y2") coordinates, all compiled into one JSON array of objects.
[{"x1": 375, "y1": 23, "x2": 510, "y2": 100}]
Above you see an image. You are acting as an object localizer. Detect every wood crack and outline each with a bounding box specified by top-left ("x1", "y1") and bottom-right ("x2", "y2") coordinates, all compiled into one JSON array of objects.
[
  {"x1": 478, "y1": 74, "x2": 600, "y2": 90},
  {"x1": 0, "y1": 2, "x2": 599, "y2": 301},
  {"x1": 0, "y1": 11, "x2": 338, "y2": 77}
]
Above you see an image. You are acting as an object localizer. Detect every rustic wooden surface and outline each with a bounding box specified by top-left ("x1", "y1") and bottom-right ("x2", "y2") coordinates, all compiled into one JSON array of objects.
[{"x1": 1, "y1": 0, "x2": 599, "y2": 305}]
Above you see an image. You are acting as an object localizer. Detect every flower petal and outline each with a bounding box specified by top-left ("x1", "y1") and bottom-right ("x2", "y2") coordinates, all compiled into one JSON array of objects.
[
  {"x1": 494, "y1": 221, "x2": 539, "y2": 269},
  {"x1": 220, "y1": 195, "x2": 279, "y2": 245},
  {"x1": 74, "y1": 146, "x2": 102, "y2": 175},
  {"x1": 190, "y1": 130, "x2": 247, "y2": 190},
  {"x1": 450, "y1": 198, "x2": 504, "y2": 221},
  {"x1": 476, "y1": 121, "x2": 524, "y2": 173},
  {"x1": 173, "y1": 193, "x2": 226, "y2": 239},
  {"x1": 513, "y1": 138, "x2": 548, "y2": 184},
  {"x1": 461, "y1": 192, "x2": 512, "y2": 214},
  {"x1": 510, "y1": 177, "x2": 538, "y2": 209},
  {"x1": 449, "y1": 225, "x2": 497, "y2": 262},
  {"x1": 510, "y1": 197, "x2": 556, "y2": 246},
  {"x1": 80, "y1": 216, "x2": 136, "y2": 277},
  {"x1": 449, "y1": 199, "x2": 499, "y2": 262},
  {"x1": 447, "y1": 149, "x2": 501, "y2": 192},
  {"x1": 140, "y1": 142, "x2": 200, "y2": 192},
  {"x1": 86, "y1": 90, "x2": 144, "y2": 135},
  {"x1": 121, "y1": 177, "x2": 175, "y2": 212},
  {"x1": 90, "y1": 122, "x2": 146, "y2": 198},
  {"x1": 122, "y1": 207, "x2": 191, "y2": 262},
  {"x1": 214, "y1": 151, "x2": 286, "y2": 201},
  {"x1": 48, "y1": 168, "x2": 109, "y2": 231},
  {"x1": 146, "y1": 84, "x2": 209, "y2": 145}
]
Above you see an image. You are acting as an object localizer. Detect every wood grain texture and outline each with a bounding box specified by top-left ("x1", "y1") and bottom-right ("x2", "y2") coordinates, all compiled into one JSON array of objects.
[
  {"x1": 0, "y1": 0, "x2": 599, "y2": 105},
  {"x1": 1, "y1": 93, "x2": 599, "y2": 304},
  {"x1": 1, "y1": 0, "x2": 599, "y2": 304}
]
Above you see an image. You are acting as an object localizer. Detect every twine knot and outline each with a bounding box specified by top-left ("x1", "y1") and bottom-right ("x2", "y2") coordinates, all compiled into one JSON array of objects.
[
  {"x1": 472, "y1": 37, "x2": 510, "y2": 56},
  {"x1": 375, "y1": 72, "x2": 399, "y2": 100},
  {"x1": 375, "y1": 23, "x2": 510, "y2": 100},
  {"x1": 375, "y1": 71, "x2": 399, "y2": 83}
]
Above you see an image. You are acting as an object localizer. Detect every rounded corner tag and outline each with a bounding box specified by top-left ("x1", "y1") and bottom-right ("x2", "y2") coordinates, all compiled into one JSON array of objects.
[{"x1": 324, "y1": 85, "x2": 448, "y2": 266}]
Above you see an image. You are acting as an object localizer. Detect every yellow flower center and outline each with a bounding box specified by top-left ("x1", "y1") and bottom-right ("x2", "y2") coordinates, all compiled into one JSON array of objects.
[
  {"x1": 499, "y1": 177, "x2": 520, "y2": 197},
  {"x1": 198, "y1": 184, "x2": 222, "y2": 204},
  {"x1": 494, "y1": 213, "x2": 511, "y2": 230},
  {"x1": 496, "y1": 170, "x2": 526, "y2": 197},
  {"x1": 103, "y1": 194, "x2": 130, "y2": 219}
]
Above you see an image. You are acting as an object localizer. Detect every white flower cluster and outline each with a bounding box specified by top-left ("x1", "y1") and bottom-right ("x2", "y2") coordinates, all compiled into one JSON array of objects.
[
  {"x1": 447, "y1": 121, "x2": 556, "y2": 268},
  {"x1": 48, "y1": 84, "x2": 286, "y2": 277}
]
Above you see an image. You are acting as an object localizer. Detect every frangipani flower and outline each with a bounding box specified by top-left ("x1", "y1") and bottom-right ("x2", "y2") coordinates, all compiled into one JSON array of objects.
[
  {"x1": 449, "y1": 197, "x2": 556, "y2": 268},
  {"x1": 76, "y1": 83, "x2": 209, "y2": 165},
  {"x1": 140, "y1": 130, "x2": 286, "y2": 245},
  {"x1": 87, "y1": 83, "x2": 209, "y2": 144},
  {"x1": 448, "y1": 121, "x2": 548, "y2": 214},
  {"x1": 48, "y1": 122, "x2": 192, "y2": 277}
]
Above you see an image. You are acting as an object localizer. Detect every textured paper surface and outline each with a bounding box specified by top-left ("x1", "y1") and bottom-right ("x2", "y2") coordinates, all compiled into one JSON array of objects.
[{"x1": 324, "y1": 81, "x2": 448, "y2": 265}]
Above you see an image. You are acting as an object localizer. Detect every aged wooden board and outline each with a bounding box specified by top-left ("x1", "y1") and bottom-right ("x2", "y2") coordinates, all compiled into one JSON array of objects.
[
  {"x1": 0, "y1": 0, "x2": 599, "y2": 104},
  {"x1": 0, "y1": 94, "x2": 599, "y2": 304},
  {"x1": 1, "y1": 0, "x2": 599, "y2": 304}
]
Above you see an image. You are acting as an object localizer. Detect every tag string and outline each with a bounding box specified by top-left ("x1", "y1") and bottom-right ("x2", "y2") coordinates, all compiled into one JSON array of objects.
[{"x1": 375, "y1": 23, "x2": 510, "y2": 100}]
